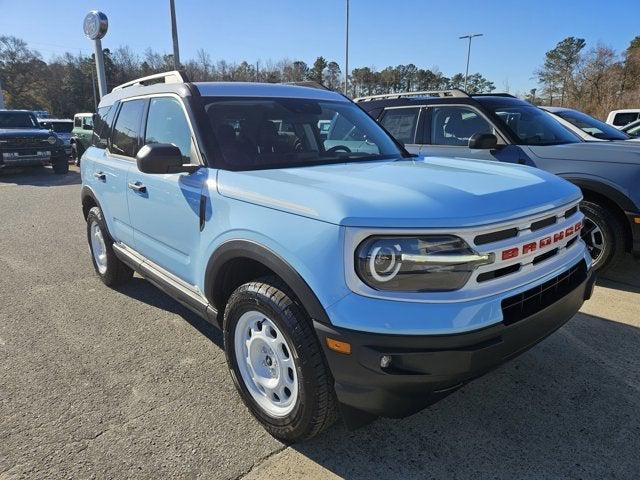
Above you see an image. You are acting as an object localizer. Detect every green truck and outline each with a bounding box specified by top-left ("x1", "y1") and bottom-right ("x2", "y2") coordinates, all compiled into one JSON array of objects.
[{"x1": 71, "y1": 112, "x2": 93, "y2": 165}]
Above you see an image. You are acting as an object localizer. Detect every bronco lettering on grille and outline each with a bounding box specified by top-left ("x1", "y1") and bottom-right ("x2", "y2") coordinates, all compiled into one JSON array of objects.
[{"x1": 501, "y1": 220, "x2": 582, "y2": 261}]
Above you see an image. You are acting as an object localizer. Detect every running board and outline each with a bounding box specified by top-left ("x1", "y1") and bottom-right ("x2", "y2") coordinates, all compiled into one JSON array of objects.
[{"x1": 112, "y1": 243, "x2": 219, "y2": 325}]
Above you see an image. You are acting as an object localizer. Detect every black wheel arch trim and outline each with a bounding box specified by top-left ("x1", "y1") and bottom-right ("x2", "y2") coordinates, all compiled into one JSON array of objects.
[
  {"x1": 561, "y1": 176, "x2": 637, "y2": 212},
  {"x1": 204, "y1": 240, "x2": 332, "y2": 325}
]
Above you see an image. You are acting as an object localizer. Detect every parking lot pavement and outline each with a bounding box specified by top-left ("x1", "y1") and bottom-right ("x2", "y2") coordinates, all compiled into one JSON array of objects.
[{"x1": 1, "y1": 166, "x2": 639, "y2": 479}]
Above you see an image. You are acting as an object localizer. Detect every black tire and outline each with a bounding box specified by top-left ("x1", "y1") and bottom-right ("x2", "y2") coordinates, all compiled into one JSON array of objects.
[
  {"x1": 72, "y1": 143, "x2": 83, "y2": 166},
  {"x1": 580, "y1": 200, "x2": 625, "y2": 273},
  {"x1": 86, "y1": 206, "x2": 133, "y2": 286},
  {"x1": 52, "y1": 158, "x2": 69, "y2": 174},
  {"x1": 223, "y1": 277, "x2": 338, "y2": 443}
]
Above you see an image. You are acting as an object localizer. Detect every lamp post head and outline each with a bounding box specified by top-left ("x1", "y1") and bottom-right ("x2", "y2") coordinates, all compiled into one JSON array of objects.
[{"x1": 83, "y1": 11, "x2": 108, "y2": 40}]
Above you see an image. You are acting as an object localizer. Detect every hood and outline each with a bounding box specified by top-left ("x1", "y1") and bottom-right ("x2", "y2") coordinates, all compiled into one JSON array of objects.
[
  {"x1": 0, "y1": 128, "x2": 51, "y2": 139},
  {"x1": 217, "y1": 157, "x2": 581, "y2": 228},
  {"x1": 526, "y1": 142, "x2": 640, "y2": 165}
]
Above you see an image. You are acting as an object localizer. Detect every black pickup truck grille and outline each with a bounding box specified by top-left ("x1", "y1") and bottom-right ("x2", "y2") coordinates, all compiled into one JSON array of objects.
[
  {"x1": 0, "y1": 137, "x2": 48, "y2": 149},
  {"x1": 501, "y1": 260, "x2": 587, "y2": 325}
]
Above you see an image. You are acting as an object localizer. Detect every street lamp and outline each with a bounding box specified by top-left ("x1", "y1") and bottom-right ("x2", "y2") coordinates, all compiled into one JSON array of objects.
[
  {"x1": 169, "y1": 0, "x2": 181, "y2": 69},
  {"x1": 344, "y1": 0, "x2": 350, "y2": 96},
  {"x1": 459, "y1": 33, "x2": 483, "y2": 92}
]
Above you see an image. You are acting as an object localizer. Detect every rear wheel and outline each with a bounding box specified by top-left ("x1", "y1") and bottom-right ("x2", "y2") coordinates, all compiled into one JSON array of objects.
[
  {"x1": 86, "y1": 206, "x2": 133, "y2": 286},
  {"x1": 223, "y1": 277, "x2": 337, "y2": 443},
  {"x1": 580, "y1": 200, "x2": 625, "y2": 273}
]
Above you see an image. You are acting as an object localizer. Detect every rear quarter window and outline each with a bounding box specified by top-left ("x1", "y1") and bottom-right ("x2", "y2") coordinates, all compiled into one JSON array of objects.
[{"x1": 92, "y1": 106, "x2": 115, "y2": 149}]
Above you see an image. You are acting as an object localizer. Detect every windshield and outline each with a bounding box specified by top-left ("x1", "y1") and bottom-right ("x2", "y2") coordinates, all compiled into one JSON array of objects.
[
  {"x1": 488, "y1": 105, "x2": 580, "y2": 146},
  {"x1": 555, "y1": 110, "x2": 629, "y2": 141},
  {"x1": 203, "y1": 97, "x2": 406, "y2": 170},
  {"x1": 39, "y1": 121, "x2": 73, "y2": 134},
  {"x1": 0, "y1": 111, "x2": 39, "y2": 129}
]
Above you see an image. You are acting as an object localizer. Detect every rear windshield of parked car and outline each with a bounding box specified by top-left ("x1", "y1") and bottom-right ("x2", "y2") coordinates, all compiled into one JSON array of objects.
[
  {"x1": 555, "y1": 110, "x2": 629, "y2": 141},
  {"x1": 0, "y1": 111, "x2": 39, "y2": 128},
  {"x1": 488, "y1": 105, "x2": 580, "y2": 146},
  {"x1": 202, "y1": 97, "x2": 406, "y2": 170}
]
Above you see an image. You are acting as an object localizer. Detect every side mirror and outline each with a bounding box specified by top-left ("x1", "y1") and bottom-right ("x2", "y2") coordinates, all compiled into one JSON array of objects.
[
  {"x1": 136, "y1": 143, "x2": 199, "y2": 174},
  {"x1": 468, "y1": 133, "x2": 498, "y2": 150}
]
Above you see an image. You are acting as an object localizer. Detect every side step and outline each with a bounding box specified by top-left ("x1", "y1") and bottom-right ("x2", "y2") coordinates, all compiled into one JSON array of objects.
[{"x1": 112, "y1": 243, "x2": 218, "y2": 325}]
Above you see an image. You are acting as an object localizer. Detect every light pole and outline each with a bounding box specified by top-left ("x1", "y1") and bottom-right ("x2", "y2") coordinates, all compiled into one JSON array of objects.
[
  {"x1": 344, "y1": 0, "x2": 349, "y2": 96},
  {"x1": 169, "y1": 0, "x2": 181, "y2": 69},
  {"x1": 459, "y1": 33, "x2": 483, "y2": 91}
]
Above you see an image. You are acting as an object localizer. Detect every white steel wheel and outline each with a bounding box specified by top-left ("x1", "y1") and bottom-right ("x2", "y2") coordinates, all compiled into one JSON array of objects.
[
  {"x1": 90, "y1": 220, "x2": 108, "y2": 275},
  {"x1": 234, "y1": 310, "x2": 299, "y2": 417}
]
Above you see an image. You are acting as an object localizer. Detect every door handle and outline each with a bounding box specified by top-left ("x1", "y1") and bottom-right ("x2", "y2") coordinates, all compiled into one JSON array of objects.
[
  {"x1": 128, "y1": 181, "x2": 147, "y2": 193},
  {"x1": 93, "y1": 171, "x2": 106, "y2": 181}
]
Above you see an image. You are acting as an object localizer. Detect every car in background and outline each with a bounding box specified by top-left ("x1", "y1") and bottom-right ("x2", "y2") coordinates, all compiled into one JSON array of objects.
[
  {"x1": 38, "y1": 118, "x2": 74, "y2": 158},
  {"x1": 621, "y1": 119, "x2": 640, "y2": 140},
  {"x1": 71, "y1": 112, "x2": 94, "y2": 165},
  {"x1": 356, "y1": 91, "x2": 640, "y2": 273},
  {"x1": 541, "y1": 106, "x2": 632, "y2": 142},
  {"x1": 0, "y1": 109, "x2": 68, "y2": 174},
  {"x1": 606, "y1": 109, "x2": 640, "y2": 128},
  {"x1": 32, "y1": 110, "x2": 51, "y2": 119}
]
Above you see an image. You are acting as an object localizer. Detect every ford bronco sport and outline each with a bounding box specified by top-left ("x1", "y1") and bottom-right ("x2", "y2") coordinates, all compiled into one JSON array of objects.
[
  {"x1": 0, "y1": 109, "x2": 68, "y2": 174},
  {"x1": 81, "y1": 72, "x2": 594, "y2": 442},
  {"x1": 356, "y1": 91, "x2": 640, "y2": 273}
]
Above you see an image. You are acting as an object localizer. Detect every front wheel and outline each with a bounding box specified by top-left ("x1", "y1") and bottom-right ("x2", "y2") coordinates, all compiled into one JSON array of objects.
[
  {"x1": 52, "y1": 158, "x2": 69, "y2": 174},
  {"x1": 580, "y1": 200, "x2": 625, "y2": 273},
  {"x1": 223, "y1": 277, "x2": 337, "y2": 443}
]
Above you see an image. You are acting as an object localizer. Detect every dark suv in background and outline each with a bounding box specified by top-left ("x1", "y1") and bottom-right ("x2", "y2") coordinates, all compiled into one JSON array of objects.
[
  {"x1": 0, "y1": 109, "x2": 68, "y2": 174},
  {"x1": 356, "y1": 91, "x2": 640, "y2": 273}
]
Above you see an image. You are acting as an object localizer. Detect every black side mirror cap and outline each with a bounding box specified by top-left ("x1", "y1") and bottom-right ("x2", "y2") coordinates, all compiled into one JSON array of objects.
[
  {"x1": 136, "y1": 143, "x2": 199, "y2": 174},
  {"x1": 468, "y1": 133, "x2": 498, "y2": 150}
]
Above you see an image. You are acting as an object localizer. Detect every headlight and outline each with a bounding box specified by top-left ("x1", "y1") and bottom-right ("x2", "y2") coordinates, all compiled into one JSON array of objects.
[
  {"x1": 355, "y1": 235, "x2": 494, "y2": 292},
  {"x1": 47, "y1": 136, "x2": 57, "y2": 145}
]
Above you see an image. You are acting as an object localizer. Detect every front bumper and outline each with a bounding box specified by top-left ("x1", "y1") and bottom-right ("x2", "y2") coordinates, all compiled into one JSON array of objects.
[
  {"x1": 0, "y1": 148, "x2": 66, "y2": 168},
  {"x1": 316, "y1": 260, "x2": 595, "y2": 418}
]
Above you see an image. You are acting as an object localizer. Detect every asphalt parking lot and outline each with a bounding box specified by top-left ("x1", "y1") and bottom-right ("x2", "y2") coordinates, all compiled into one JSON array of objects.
[{"x1": 1, "y1": 166, "x2": 639, "y2": 479}]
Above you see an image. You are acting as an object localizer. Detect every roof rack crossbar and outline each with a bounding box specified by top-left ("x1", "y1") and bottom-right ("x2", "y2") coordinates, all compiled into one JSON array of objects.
[
  {"x1": 353, "y1": 89, "x2": 469, "y2": 102},
  {"x1": 112, "y1": 70, "x2": 189, "y2": 91}
]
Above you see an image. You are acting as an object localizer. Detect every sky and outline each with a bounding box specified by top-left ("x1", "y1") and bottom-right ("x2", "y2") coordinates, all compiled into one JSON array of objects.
[{"x1": 0, "y1": 0, "x2": 637, "y2": 94}]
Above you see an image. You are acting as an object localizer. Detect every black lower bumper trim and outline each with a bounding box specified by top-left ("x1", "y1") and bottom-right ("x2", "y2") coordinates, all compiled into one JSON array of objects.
[{"x1": 316, "y1": 267, "x2": 594, "y2": 419}]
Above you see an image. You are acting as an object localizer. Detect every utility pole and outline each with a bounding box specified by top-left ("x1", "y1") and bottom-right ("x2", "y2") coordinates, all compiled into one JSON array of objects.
[
  {"x1": 459, "y1": 33, "x2": 483, "y2": 91},
  {"x1": 344, "y1": 0, "x2": 350, "y2": 96},
  {"x1": 169, "y1": 0, "x2": 181, "y2": 69}
]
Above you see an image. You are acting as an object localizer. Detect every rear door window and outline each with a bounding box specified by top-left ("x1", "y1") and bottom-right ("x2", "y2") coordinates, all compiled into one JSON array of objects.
[
  {"x1": 93, "y1": 106, "x2": 115, "y2": 149},
  {"x1": 110, "y1": 100, "x2": 145, "y2": 158},
  {"x1": 430, "y1": 106, "x2": 493, "y2": 146},
  {"x1": 379, "y1": 108, "x2": 420, "y2": 144}
]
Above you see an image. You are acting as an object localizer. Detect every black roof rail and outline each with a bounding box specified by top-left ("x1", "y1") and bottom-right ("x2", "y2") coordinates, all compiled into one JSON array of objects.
[
  {"x1": 281, "y1": 81, "x2": 330, "y2": 91},
  {"x1": 472, "y1": 92, "x2": 517, "y2": 98},
  {"x1": 354, "y1": 89, "x2": 469, "y2": 102}
]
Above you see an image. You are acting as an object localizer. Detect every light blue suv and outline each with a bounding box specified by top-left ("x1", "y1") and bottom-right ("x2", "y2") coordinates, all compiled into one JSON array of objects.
[{"x1": 80, "y1": 71, "x2": 595, "y2": 442}]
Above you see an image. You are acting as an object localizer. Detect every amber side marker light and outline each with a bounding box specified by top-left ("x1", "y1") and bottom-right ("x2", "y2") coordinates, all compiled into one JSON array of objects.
[
  {"x1": 634, "y1": 217, "x2": 640, "y2": 225},
  {"x1": 326, "y1": 337, "x2": 352, "y2": 354}
]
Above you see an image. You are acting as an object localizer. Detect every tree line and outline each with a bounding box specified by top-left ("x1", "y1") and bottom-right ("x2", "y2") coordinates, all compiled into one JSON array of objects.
[
  {"x1": 532, "y1": 35, "x2": 640, "y2": 119},
  {"x1": 0, "y1": 35, "x2": 495, "y2": 118}
]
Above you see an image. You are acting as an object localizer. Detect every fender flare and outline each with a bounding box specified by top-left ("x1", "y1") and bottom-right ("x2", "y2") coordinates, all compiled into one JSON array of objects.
[
  {"x1": 80, "y1": 185, "x2": 103, "y2": 219},
  {"x1": 561, "y1": 176, "x2": 637, "y2": 212},
  {"x1": 204, "y1": 240, "x2": 331, "y2": 325}
]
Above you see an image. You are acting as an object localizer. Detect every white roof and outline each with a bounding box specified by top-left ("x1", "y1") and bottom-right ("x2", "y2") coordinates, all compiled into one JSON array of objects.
[{"x1": 193, "y1": 82, "x2": 347, "y2": 102}]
